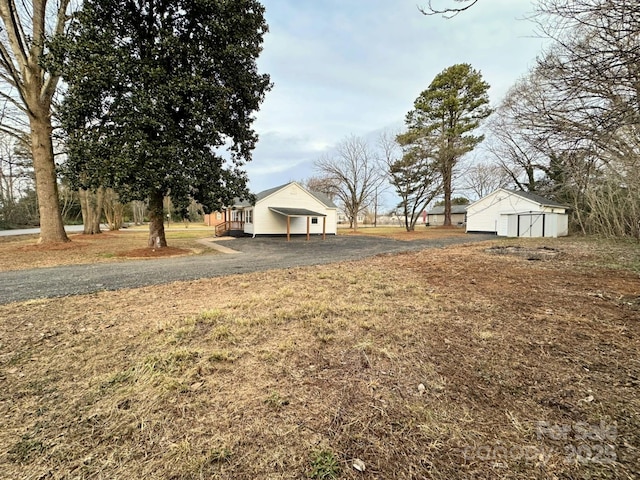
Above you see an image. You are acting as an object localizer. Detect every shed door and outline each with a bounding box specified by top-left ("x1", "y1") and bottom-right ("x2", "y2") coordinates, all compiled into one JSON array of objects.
[{"x1": 518, "y1": 214, "x2": 545, "y2": 237}]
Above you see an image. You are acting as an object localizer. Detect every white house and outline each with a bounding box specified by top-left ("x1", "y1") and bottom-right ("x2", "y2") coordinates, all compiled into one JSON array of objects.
[
  {"x1": 337, "y1": 209, "x2": 365, "y2": 225},
  {"x1": 466, "y1": 189, "x2": 569, "y2": 237},
  {"x1": 426, "y1": 205, "x2": 467, "y2": 226},
  {"x1": 218, "y1": 182, "x2": 338, "y2": 239}
]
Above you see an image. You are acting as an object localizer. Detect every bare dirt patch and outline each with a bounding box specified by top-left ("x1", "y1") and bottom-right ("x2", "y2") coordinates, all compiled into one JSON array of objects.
[
  {"x1": 340, "y1": 225, "x2": 468, "y2": 241},
  {"x1": 0, "y1": 238, "x2": 638, "y2": 479},
  {"x1": 117, "y1": 246, "x2": 192, "y2": 258},
  {"x1": 485, "y1": 245, "x2": 562, "y2": 261}
]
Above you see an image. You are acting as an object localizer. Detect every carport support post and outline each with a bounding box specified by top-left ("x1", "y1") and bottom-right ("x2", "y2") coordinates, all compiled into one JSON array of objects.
[
  {"x1": 287, "y1": 216, "x2": 291, "y2": 241},
  {"x1": 306, "y1": 216, "x2": 310, "y2": 241},
  {"x1": 322, "y1": 217, "x2": 326, "y2": 240}
]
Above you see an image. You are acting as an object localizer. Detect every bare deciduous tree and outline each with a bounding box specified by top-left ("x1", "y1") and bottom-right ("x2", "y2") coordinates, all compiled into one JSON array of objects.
[
  {"x1": 0, "y1": 0, "x2": 75, "y2": 243},
  {"x1": 304, "y1": 176, "x2": 340, "y2": 203},
  {"x1": 0, "y1": 132, "x2": 32, "y2": 225},
  {"x1": 314, "y1": 135, "x2": 385, "y2": 231},
  {"x1": 462, "y1": 161, "x2": 510, "y2": 200},
  {"x1": 103, "y1": 188, "x2": 124, "y2": 231},
  {"x1": 487, "y1": 0, "x2": 640, "y2": 237},
  {"x1": 534, "y1": 0, "x2": 640, "y2": 237},
  {"x1": 131, "y1": 199, "x2": 147, "y2": 226},
  {"x1": 484, "y1": 75, "x2": 554, "y2": 193}
]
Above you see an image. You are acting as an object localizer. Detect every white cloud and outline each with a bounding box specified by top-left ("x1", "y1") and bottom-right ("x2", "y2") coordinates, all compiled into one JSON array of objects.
[{"x1": 249, "y1": 0, "x2": 547, "y2": 193}]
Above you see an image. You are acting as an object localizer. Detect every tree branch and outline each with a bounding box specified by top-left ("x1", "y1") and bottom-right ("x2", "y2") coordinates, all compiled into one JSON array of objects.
[{"x1": 419, "y1": 0, "x2": 479, "y2": 18}]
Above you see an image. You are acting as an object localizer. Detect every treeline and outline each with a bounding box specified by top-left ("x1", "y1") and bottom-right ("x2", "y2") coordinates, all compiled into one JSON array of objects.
[
  {"x1": 0, "y1": 133, "x2": 203, "y2": 230},
  {"x1": 0, "y1": 1, "x2": 269, "y2": 248},
  {"x1": 314, "y1": 0, "x2": 640, "y2": 238},
  {"x1": 487, "y1": 0, "x2": 640, "y2": 238}
]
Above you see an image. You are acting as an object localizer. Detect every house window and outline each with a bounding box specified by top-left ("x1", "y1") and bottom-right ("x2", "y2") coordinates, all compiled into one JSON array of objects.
[
  {"x1": 311, "y1": 217, "x2": 318, "y2": 224},
  {"x1": 216, "y1": 212, "x2": 222, "y2": 220},
  {"x1": 246, "y1": 209, "x2": 253, "y2": 224}
]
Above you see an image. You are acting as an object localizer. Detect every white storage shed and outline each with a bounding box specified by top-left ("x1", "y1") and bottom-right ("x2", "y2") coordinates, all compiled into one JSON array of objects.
[{"x1": 466, "y1": 189, "x2": 569, "y2": 238}]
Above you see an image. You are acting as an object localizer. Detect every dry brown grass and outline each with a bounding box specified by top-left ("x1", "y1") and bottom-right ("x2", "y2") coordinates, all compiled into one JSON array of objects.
[
  {"x1": 0, "y1": 226, "x2": 464, "y2": 273},
  {"x1": 0, "y1": 229, "x2": 216, "y2": 271},
  {"x1": 339, "y1": 225, "x2": 467, "y2": 241},
  {"x1": 0, "y1": 237, "x2": 639, "y2": 479}
]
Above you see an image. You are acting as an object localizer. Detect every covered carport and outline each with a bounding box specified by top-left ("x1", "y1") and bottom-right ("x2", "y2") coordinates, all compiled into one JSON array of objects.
[{"x1": 268, "y1": 207, "x2": 327, "y2": 241}]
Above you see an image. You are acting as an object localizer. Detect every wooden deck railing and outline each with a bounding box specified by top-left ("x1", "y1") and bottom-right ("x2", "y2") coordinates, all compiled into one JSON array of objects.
[{"x1": 214, "y1": 221, "x2": 244, "y2": 237}]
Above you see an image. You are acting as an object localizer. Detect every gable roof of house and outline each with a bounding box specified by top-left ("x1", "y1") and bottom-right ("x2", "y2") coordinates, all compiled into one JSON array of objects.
[
  {"x1": 255, "y1": 182, "x2": 337, "y2": 208},
  {"x1": 307, "y1": 189, "x2": 338, "y2": 208},
  {"x1": 468, "y1": 188, "x2": 569, "y2": 210},
  {"x1": 230, "y1": 183, "x2": 288, "y2": 208},
  {"x1": 427, "y1": 205, "x2": 468, "y2": 215},
  {"x1": 231, "y1": 182, "x2": 338, "y2": 209},
  {"x1": 256, "y1": 183, "x2": 289, "y2": 201},
  {"x1": 505, "y1": 189, "x2": 568, "y2": 209}
]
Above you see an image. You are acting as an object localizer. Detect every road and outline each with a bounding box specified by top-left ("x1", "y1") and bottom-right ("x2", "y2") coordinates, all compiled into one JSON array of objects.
[
  {"x1": 0, "y1": 234, "x2": 494, "y2": 304},
  {"x1": 0, "y1": 225, "x2": 90, "y2": 237}
]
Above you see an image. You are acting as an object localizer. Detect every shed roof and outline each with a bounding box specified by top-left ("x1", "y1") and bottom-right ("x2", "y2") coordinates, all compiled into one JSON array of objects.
[
  {"x1": 269, "y1": 207, "x2": 326, "y2": 217},
  {"x1": 506, "y1": 190, "x2": 568, "y2": 208}
]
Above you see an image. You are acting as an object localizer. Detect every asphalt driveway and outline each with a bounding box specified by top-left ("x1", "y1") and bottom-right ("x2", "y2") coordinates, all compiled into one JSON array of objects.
[{"x1": 0, "y1": 234, "x2": 494, "y2": 304}]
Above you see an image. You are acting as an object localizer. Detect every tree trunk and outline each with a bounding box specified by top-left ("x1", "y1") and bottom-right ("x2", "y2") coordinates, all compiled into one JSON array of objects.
[
  {"x1": 132, "y1": 200, "x2": 146, "y2": 225},
  {"x1": 403, "y1": 205, "x2": 412, "y2": 232},
  {"x1": 442, "y1": 160, "x2": 453, "y2": 227},
  {"x1": 103, "y1": 188, "x2": 124, "y2": 231},
  {"x1": 148, "y1": 190, "x2": 167, "y2": 248},
  {"x1": 30, "y1": 114, "x2": 69, "y2": 243},
  {"x1": 78, "y1": 187, "x2": 104, "y2": 234},
  {"x1": 351, "y1": 202, "x2": 358, "y2": 231}
]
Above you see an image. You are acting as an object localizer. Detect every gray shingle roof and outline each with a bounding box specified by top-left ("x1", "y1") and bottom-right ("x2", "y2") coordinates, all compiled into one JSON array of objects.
[
  {"x1": 307, "y1": 189, "x2": 338, "y2": 208},
  {"x1": 256, "y1": 183, "x2": 290, "y2": 201},
  {"x1": 506, "y1": 190, "x2": 568, "y2": 208},
  {"x1": 269, "y1": 207, "x2": 327, "y2": 217},
  {"x1": 235, "y1": 181, "x2": 337, "y2": 208},
  {"x1": 427, "y1": 205, "x2": 468, "y2": 215}
]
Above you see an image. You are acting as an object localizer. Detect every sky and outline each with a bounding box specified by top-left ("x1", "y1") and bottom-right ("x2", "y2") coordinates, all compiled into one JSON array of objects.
[{"x1": 248, "y1": 0, "x2": 549, "y2": 207}]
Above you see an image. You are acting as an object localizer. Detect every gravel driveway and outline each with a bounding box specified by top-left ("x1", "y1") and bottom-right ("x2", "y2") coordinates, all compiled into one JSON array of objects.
[{"x1": 0, "y1": 234, "x2": 494, "y2": 304}]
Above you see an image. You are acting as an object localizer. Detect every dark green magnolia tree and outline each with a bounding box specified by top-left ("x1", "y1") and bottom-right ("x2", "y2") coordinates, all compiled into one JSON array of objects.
[
  {"x1": 59, "y1": 0, "x2": 271, "y2": 248},
  {"x1": 401, "y1": 63, "x2": 490, "y2": 226}
]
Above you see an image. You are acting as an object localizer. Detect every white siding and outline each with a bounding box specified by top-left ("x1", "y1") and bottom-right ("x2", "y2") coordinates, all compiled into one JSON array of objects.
[
  {"x1": 467, "y1": 190, "x2": 540, "y2": 233},
  {"x1": 502, "y1": 212, "x2": 567, "y2": 238},
  {"x1": 244, "y1": 208, "x2": 254, "y2": 235},
  {"x1": 247, "y1": 183, "x2": 337, "y2": 236},
  {"x1": 557, "y1": 213, "x2": 569, "y2": 237},
  {"x1": 500, "y1": 214, "x2": 513, "y2": 237},
  {"x1": 467, "y1": 189, "x2": 569, "y2": 237}
]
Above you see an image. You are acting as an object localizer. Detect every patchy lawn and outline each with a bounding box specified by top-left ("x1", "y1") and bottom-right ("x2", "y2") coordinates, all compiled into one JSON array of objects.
[
  {"x1": 0, "y1": 228, "x2": 217, "y2": 272},
  {"x1": 0, "y1": 225, "x2": 465, "y2": 272},
  {"x1": 339, "y1": 225, "x2": 468, "y2": 241},
  {"x1": 0, "y1": 237, "x2": 638, "y2": 479}
]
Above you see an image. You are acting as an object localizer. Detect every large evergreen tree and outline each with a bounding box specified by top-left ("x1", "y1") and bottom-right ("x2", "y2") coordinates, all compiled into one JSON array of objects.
[
  {"x1": 402, "y1": 64, "x2": 490, "y2": 226},
  {"x1": 59, "y1": 0, "x2": 271, "y2": 247}
]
